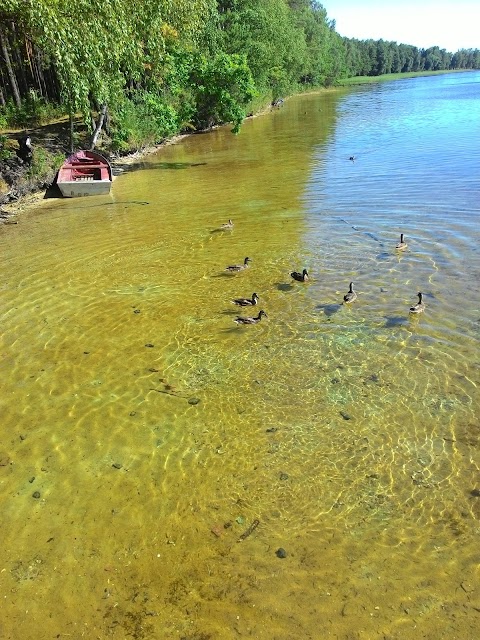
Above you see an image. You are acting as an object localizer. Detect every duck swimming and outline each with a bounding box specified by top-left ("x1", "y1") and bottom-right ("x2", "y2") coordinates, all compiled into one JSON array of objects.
[
  {"x1": 291, "y1": 269, "x2": 308, "y2": 282},
  {"x1": 409, "y1": 292, "x2": 425, "y2": 314},
  {"x1": 396, "y1": 233, "x2": 408, "y2": 250},
  {"x1": 343, "y1": 282, "x2": 357, "y2": 304},
  {"x1": 226, "y1": 257, "x2": 251, "y2": 272},
  {"x1": 220, "y1": 219, "x2": 234, "y2": 230},
  {"x1": 234, "y1": 310, "x2": 268, "y2": 325},
  {"x1": 232, "y1": 292, "x2": 259, "y2": 306}
]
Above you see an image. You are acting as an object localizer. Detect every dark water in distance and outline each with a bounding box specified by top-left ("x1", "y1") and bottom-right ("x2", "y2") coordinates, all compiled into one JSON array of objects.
[{"x1": 1, "y1": 71, "x2": 479, "y2": 640}]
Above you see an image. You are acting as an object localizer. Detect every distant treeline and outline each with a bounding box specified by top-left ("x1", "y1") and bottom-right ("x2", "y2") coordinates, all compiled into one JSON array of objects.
[
  {"x1": 1, "y1": 0, "x2": 478, "y2": 150},
  {"x1": 343, "y1": 38, "x2": 480, "y2": 76}
]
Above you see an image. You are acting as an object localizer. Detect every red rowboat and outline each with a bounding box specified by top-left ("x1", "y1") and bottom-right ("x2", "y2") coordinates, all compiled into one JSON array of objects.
[{"x1": 57, "y1": 150, "x2": 112, "y2": 197}]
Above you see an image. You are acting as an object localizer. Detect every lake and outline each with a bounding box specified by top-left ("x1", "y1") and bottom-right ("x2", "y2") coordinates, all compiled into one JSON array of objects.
[{"x1": 1, "y1": 71, "x2": 479, "y2": 639}]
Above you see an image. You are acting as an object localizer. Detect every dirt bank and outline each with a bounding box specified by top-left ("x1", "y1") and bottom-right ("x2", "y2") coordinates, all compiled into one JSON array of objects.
[{"x1": 0, "y1": 118, "x2": 193, "y2": 224}]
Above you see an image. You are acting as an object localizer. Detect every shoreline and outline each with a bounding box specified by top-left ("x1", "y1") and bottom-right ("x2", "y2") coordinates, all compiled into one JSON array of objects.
[
  {"x1": 0, "y1": 102, "x2": 283, "y2": 224},
  {"x1": 0, "y1": 132, "x2": 193, "y2": 223},
  {"x1": 0, "y1": 69, "x2": 470, "y2": 223}
]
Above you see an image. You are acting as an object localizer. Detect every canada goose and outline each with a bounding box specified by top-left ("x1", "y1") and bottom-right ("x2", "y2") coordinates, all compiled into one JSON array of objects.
[
  {"x1": 409, "y1": 292, "x2": 426, "y2": 314},
  {"x1": 396, "y1": 233, "x2": 408, "y2": 250},
  {"x1": 226, "y1": 257, "x2": 251, "y2": 272},
  {"x1": 234, "y1": 310, "x2": 268, "y2": 325},
  {"x1": 343, "y1": 282, "x2": 357, "y2": 304}
]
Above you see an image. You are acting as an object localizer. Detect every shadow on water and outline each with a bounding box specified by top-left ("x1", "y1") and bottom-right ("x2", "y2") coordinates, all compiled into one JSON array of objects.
[
  {"x1": 275, "y1": 282, "x2": 294, "y2": 292},
  {"x1": 337, "y1": 218, "x2": 385, "y2": 246},
  {"x1": 42, "y1": 200, "x2": 150, "y2": 209},
  {"x1": 220, "y1": 309, "x2": 242, "y2": 316},
  {"x1": 116, "y1": 161, "x2": 208, "y2": 174},
  {"x1": 316, "y1": 303, "x2": 343, "y2": 317},
  {"x1": 364, "y1": 231, "x2": 383, "y2": 244},
  {"x1": 384, "y1": 315, "x2": 409, "y2": 328},
  {"x1": 211, "y1": 272, "x2": 242, "y2": 279}
]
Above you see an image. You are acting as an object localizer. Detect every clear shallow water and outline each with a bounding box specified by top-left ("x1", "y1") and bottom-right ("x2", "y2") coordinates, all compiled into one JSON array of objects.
[{"x1": 1, "y1": 72, "x2": 479, "y2": 639}]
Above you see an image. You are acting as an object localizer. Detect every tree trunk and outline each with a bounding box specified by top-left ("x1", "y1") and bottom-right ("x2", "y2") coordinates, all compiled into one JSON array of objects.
[
  {"x1": 90, "y1": 104, "x2": 107, "y2": 150},
  {"x1": 69, "y1": 112, "x2": 74, "y2": 154},
  {"x1": 27, "y1": 38, "x2": 46, "y2": 98},
  {"x1": 10, "y1": 23, "x2": 29, "y2": 98},
  {"x1": 0, "y1": 25, "x2": 21, "y2": 107}
]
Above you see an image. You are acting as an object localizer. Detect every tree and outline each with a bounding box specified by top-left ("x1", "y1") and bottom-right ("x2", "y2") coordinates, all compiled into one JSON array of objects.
[
  {"x1": 0, "y1": 23, "x2": 21, "y2": 107},
  {"x1": 218, "y1": 0, "x2": 306, "y2": 97},
  {"x1": 190, "y1": 52, "x2": 256, "y2": 133}
]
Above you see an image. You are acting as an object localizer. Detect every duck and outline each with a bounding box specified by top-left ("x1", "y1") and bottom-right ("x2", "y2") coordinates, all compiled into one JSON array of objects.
[
  {"x1": 234, "y1": 310, "x2": 268, "y2": 325},
  {"x1": 409, "y1": 292, "x2": 425, "y2": 314},
  {"x1": 343, "y1": 282, "x2": 357, "y2": 304},
  {"x1": 396, "y1": 233, "x2": 408, "y2": 250},
  {"x1": 349, "y1": 155, "x2": 356, "y2": 162},
  {"x1": 220, "y1": 219, "x2": 234, "y2": 230},
  {"x1": 291, "y1": 269, "x2": 308, "y2": 282},
  {"x1": 225, "y1": 257, "x2": 251, "y2": 272},
  {"x1": 232, "y1": 292, "x2": 259, "y2": 306}
]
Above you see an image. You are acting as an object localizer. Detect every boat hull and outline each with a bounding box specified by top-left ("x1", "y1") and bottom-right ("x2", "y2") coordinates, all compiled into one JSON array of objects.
[
  {"x1": 57, "y1": 150, "x2": 112, "y2": 197},
  {"x1": 57, "y1": 180, "x2": 112, "y2": 198}
]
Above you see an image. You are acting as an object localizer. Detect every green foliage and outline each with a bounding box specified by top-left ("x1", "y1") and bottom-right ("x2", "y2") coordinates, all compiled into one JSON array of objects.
[
  {"x1": 152, "y1": 47, "x2": 198, "y2": 128},
  {"x1": 218, "y1": 0, "x2": 307, "y2": 97},
  {"x1": 109, "y1": 91, "x2": 180, "y2": 152},
  {"x1": 190, "y1": 52, "x2": 256, "y2": 133},
  {"x1": 0, "y1": 91, "x2": 63, "y2": 128},
  {"x1": 0, "y1": 134, "x2": 14, "y2": 161},
  {"x1": 19, "y1": 0, "x2": 143, "y2": 120},
  {"x1": 27, "y1": 147, "x2": 65, "y2": 178}
]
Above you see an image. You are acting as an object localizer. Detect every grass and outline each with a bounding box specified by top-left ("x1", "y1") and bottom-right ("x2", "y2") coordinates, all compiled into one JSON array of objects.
[{"x1": 338, "y1": 69, "x2": 469, "y2": 86}]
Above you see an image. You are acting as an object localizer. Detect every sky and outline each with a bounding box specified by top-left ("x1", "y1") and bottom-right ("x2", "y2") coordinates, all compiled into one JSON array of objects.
[{"x1": 324, "y1": 0, "x2": 480, "y2": 52}]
